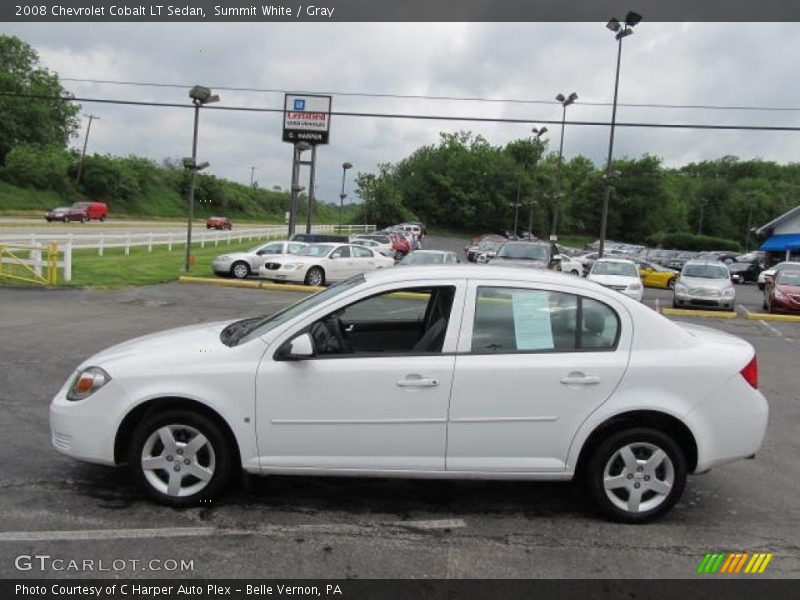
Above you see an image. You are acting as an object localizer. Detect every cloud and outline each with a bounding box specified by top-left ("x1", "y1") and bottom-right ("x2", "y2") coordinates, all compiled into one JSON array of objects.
[{"x1": 4, "y1": 22, "x2": 800, "y2": 204}]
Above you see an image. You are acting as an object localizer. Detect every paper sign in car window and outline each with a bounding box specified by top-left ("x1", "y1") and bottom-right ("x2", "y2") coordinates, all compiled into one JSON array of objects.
[{"x1": 512, "y1": 290, "x2": 554, "y2": 350}]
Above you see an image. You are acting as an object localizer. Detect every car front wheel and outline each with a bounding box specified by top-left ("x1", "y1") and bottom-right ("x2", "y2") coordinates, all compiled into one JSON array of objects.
[
  {"x1": 127, "y1": 409, "x2": 234, "y2": 507},
  {"x1": 231, "y1": 262, "x2": 250, "y2": 279},
  {"x1": 304, "y1": 267, "x2": 325, "y2": 286},
  {"x1": 586, "y1": 428, "x2": 687, "y2": 523}
]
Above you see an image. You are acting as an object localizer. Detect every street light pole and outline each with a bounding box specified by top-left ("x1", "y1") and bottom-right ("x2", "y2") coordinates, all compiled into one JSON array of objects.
[
  {"x1": 183, "y1": 86, "x2": 219, "y2": 273},
  {"x1": 599, "y1": 12, "x2": 641, "y2": 259},
  {"x1": 184, "y1": 103, "x2": 201, "y2": 273},
  {"x1": 75, "y1": 114, "x2": 98, "y2": 184},
  {"x1": 339, "y1": 162, "x2": 352, "y2": 232},
  {"x1": 552, "y1": 92, "x2": 577, "y2": 239}
]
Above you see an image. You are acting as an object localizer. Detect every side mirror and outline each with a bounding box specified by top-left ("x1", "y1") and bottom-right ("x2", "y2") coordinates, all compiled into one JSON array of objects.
[{"x1": 276, "y1": 333, "x2": 315, "y2": 361}]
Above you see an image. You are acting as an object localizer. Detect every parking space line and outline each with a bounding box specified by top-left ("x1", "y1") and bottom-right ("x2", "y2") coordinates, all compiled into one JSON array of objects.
[{"x1": 0, "y1": 519, "x2": 468, "y2": 543}]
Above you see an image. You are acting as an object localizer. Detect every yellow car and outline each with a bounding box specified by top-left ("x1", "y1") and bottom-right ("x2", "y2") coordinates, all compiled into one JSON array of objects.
[{"x1": 636, "y1": 260, "x2": 679, "y2": 289}]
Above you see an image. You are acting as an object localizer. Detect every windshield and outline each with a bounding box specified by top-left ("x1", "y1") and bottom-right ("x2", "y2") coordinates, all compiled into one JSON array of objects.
[
  {"x1": 232, "y1": 276, "x2": 365, "y2": 345},
  {"x1": 682, "y1": 264, "x2": 729, "y2": 279},
  {"x1": 296, "y1": 244, "x2": 334, "y2": 257},
  {"x1": 401, "y1": 252, "x2": 445, "y2": 265},
  {"x1": 496, "y1": 243, "x2": 548, "y2": 260},
  {"x1": 777, "y1": 272, "x2": 800, "y2": 285},
  {"x1": 592, "y1": 261, "x2": 639, "y2": 277}
]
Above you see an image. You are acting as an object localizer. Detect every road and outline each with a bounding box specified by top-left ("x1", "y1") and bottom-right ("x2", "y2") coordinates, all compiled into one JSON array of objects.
[{"x1": 0, "y1": 238, "x2": 798, "y2": 579}]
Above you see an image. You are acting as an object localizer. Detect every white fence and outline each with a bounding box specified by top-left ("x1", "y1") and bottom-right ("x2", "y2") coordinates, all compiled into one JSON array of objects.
[{"x1": 0, "y1": 224, "x2": 377, "y2": 283}]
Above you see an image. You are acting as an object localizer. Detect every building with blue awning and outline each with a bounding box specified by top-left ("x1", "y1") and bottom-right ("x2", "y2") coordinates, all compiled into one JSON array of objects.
[{"x1": 756, "y1": 206, "x2": 800, "y2": 262}]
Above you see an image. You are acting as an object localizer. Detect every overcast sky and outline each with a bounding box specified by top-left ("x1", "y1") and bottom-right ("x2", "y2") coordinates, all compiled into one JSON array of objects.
[{"x1": 5, "y1": 22, "x2": 800, "y2": 203}]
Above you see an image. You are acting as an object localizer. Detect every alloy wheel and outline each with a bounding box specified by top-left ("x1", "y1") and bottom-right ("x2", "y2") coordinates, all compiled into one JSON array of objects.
[
  {"x1": 140, "y1": 424, "x2": 216, "y2": 498},
  {"x1": 602, "y1": 442, "x2": 674, "y2": 514}
]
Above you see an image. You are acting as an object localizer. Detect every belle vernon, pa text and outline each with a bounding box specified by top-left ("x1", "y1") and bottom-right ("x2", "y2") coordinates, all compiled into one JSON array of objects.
[{"x1": 16, "y1": 584, "x2": 344, "y2": 597}]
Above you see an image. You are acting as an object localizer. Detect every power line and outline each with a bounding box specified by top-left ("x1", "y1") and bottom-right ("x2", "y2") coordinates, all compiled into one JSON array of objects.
[
  {"x1": 59, "y1": 76, "x2": 800, "y2": 113},
  {"x1": 3, "y1": 91, "x2": 800, "y2": 133}
]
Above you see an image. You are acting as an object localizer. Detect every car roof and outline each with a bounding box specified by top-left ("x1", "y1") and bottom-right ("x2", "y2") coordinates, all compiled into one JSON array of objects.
[{"x1": 363, "y1": 264, "x2": 603, "y2": 288}]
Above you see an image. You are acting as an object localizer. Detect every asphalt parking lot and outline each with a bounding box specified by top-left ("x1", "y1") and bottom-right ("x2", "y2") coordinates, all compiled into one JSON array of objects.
[{"x1": 1, "y1": 246, "x2": 798, "y2": 579}]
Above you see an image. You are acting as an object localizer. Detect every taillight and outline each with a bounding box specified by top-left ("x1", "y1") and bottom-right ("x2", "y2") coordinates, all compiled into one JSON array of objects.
[{"x1": 740, "y1": 355, "x2": 758, "y2": 389}]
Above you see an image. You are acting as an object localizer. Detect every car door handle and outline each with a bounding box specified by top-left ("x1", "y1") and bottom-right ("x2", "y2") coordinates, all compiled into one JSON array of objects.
[
  {"x1": 560, "y1": 373, "x2": 601, "y2": 385},
  {"x1": 396, "y1": 376, "x2": 440, "y2": 388}
]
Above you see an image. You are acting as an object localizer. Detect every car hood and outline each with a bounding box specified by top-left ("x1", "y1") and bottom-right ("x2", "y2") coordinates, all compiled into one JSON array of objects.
[
  {"x1": 214, "y1": 251, "x2": 254, "y2": 261},
  {"x1": 79, "y1": 320, "x2": 234, "y2": 369},
  {"x1": 777, "y1": 284, "x2": 800, "y2": 294},
  {"x1": 678, "y1": 276, "x2": 732, "y2": 289},
  {"x1": 588, "y1": 274, "x2": 638, "y2": 286}
]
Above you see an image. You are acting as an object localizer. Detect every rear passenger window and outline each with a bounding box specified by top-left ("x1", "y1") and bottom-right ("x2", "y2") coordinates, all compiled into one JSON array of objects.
[{"x1": 471, "y1": 287, "x2": 619, "y2": 353}]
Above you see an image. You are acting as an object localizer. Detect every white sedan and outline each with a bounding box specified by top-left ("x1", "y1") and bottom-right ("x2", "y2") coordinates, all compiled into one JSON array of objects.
[
  {"x1": 257, "y1": 243, "x2": 394, "y2": 286},
  {"x1": 587, "y1": 258, "x2": 644, "y2": 301},
  {"x1": 50, "y1": 266, "x2": 767, "y2": 522}
]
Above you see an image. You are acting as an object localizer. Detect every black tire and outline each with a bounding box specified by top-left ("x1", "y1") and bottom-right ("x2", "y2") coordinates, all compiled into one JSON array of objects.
[
  {"x1": 230, "y1": 261, "x2": 250, "y2": 279},
  {"x1": 758, "y1": 283, "x2": 765, "y2": 291},
  {"x1": 394, "y1": 251, "x2": 404, "y2": 261},
  {"x1": 127, "y1": 409, "x2": 235, "y2": 507},
  {"x1": 304, "y1": 266, "x2": 325, "y2": 286},
  {"x1": 99, "y1": 216, "x2": 106, "y2": 222},
  {"x1": 763, "y1": 298, "x2": 768, "y2": 311},
  {"x1": 80, "y1": 216, "x2": 86, "y2": 223},
  {"x1": 206, "y1": 225, "x2": 212, "y2": 229},
  {"x1": 63, "y1": 216, "x2": 70, "y2": 223},
  {"x1": 586, "y1": 427, "x2": 687, "y2": 524}
]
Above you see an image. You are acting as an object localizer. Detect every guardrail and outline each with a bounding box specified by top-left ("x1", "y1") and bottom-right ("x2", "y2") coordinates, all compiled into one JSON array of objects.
[
  {"x1": 0, "y1": 224, "x2": 377, "y2": 284},
  {"x1": 0, "y1": 224, "x2": 377, "y2": 256}
]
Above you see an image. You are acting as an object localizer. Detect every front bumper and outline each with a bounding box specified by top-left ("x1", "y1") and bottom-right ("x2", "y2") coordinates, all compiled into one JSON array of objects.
[
  {"x1": 674, "y1": 291, "x2": 735, "y2": 310},
  {"x1": 258, "y1": 266, "x2": 306, "y2": 283},
  {"x1": 49, "y1": 379, "x2": 125, "y2": 466}
]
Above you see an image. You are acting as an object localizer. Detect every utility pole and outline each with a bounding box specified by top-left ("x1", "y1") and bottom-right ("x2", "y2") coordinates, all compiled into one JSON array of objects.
[
  {"x1": 250, "y1": 166, "x2": 258, "y2": 188},
  {"x1": 75, "y1": 115, "x2": 98, "y2": 184}
]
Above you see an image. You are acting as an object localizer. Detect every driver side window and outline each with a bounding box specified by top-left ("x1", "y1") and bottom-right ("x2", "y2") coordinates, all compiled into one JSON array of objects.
[{"x1": 308, "y1": 286, "x2": 456, "y2": 357}]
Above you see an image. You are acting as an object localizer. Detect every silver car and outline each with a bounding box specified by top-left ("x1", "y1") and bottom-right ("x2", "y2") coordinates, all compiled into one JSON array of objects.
[
  {"x1": 212, "y1": 240, "x2": 307, "y2": 279},
  {"x1": 673, "y1": 260, "x2": 735, "y2": 311}
]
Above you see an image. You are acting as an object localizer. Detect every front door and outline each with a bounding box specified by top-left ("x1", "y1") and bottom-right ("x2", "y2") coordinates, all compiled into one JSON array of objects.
[{"x1": 255, "y1": 282, "x2": 464, "y2": 471}]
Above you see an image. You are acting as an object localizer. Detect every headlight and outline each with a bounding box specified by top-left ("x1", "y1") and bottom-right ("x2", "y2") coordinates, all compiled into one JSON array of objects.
[
  {"x1": 67, "y1": 367, "x2": 111, "y2": 401},
  {"x1": 675, "y1": 284, "x2": 688, "y2": 294},
  {"x1": 775, "y1": 289, "x2": 786, "y2": 300},
  {"x1": 628, "y1": 283, "x2": 642, "y2": 290},
  {"x1": 216, "y1": 255, "x2": 231, "y2": 261},
  {"x1": 722, "y1": 288, "x2": 735, "y2": 298}
]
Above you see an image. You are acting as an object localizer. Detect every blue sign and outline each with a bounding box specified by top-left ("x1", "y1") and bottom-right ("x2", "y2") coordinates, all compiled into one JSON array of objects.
[{"x1": 293, "y1": 99, "x2": 306, "y2": 111}]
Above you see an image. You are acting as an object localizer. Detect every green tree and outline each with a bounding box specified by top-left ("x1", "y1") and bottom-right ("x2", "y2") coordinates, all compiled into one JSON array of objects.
[{"x1": 0, "y1": 35, "x2": 80, "y2": 165}]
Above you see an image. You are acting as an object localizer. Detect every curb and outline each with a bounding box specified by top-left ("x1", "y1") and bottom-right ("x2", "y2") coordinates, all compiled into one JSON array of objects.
[
  {"x1": 745, "y1": 312, "x2": 800, "y2": 323},
  {"x1": 660, "y1": 308, "x2": 737, "y2": 319},
  {"x1": 178, "y1": 276, "x2": 321, "y2": 293}
]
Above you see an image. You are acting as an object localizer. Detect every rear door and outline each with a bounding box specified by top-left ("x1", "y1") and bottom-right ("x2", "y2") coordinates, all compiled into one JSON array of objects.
[{"x1": 447, "y1": 280, "x2": 632, "y2": 472}]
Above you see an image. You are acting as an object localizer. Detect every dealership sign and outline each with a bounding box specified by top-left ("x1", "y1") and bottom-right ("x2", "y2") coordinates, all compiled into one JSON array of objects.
[{"x1": 282, "y1": 94, "x2": 332, "y2": 145}]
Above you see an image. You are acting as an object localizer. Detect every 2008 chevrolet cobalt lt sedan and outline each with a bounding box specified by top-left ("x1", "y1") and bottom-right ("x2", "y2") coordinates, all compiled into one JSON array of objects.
[{"x1": 50, "y1": 266, "x2": 768, "y2": 522}]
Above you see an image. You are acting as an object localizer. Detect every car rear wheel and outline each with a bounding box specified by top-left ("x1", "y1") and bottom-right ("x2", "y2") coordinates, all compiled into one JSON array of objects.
[
  {"x1": 587, "y1": 428, "x2": 687, "y2": 523},
  {"x1": 231, "y1": 262, "x2": 250, "y2": 279},
  {"x1": 127, "y1": 409, "x2": 234, "y2": 507},
  {"x1": 304, "y1": 267, "x2": 325, "y2": 286}
]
